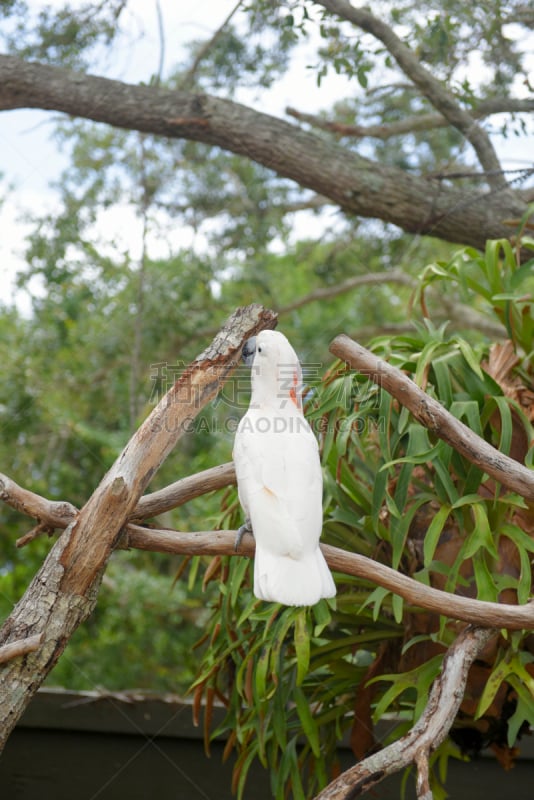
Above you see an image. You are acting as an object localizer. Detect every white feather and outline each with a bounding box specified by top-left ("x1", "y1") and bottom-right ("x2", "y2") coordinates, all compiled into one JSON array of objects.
[{"x1": 233, "y1": 330, "x2": 336, "y2": 606}]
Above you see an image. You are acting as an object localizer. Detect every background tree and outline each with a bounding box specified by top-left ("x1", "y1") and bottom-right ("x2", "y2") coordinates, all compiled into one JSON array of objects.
[{"x1": 0, "y1": 0, "x2": 533, "y2": 250}]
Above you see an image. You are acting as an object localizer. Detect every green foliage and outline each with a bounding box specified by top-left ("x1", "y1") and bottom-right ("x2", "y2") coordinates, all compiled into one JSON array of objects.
[
  {"x1": 418, "y1": 224, "x2": 534, "y2": 357},
  {"x1": 48, "y1": 553, "x2": 208, "y2": 692},
  {"x1": 192, "y1": 235, "x2": 534, "y2": 798},
  {"x1": 1, "y1": 0, "x2": 126, "y2": 67}
]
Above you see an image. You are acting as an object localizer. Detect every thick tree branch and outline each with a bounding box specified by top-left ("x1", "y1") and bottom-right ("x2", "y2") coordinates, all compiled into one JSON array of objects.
[
  {"x1": 122, "y1": 527, "x2": 534, "y2": 630},
  {"x1": 315, "y1": 0, "x2": 508, "y2": 192},
  {"x1": 0, "y1": 303, "x2": 277, "y2": 752},
  {"x1": 330, "y1": 334, "x2": 534, "y2": 501},
  {"x1": 314, "y1": 626, "x2": 495, "y2": 799},
  {"x1": 0, "y1": 54, "x2": 526, "y2": 250},
  {"x1": 287, "y1": 98, "x2": 534, "y2": 141}
]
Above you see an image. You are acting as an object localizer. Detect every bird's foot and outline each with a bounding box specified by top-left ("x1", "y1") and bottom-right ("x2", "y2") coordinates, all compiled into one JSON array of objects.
[{"x1": 235, "y1": 519, "x2": 253, "y2": 551}]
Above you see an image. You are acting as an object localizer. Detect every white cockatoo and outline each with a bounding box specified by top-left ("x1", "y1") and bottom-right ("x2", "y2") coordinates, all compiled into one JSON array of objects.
[{"x1": 233, "y1": 329, "x2": 336, "y2": 606}]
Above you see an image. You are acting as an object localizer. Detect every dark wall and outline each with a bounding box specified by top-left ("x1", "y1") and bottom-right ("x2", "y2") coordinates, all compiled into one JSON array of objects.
[{"x1": 1, "y1": 690, "x2": 532, "y2": 799}]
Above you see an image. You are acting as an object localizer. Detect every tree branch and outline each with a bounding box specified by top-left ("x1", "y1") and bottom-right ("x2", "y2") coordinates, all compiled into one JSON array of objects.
[
  {"x1": 276, "y1": 272, "x2": 507, "y2": 339},
  {"x1": 0, "y1": 461, "x2": 237, "y2": 533},
  {"x1": 330, "y1": 334, "x2": 534, "y2": 501},
  {"x1": 287, "y1": 98, "x2": 534, "y2": 141},
  {"x1": 132, "y1": 461, "x2": 236, "y2": 520},
  {"x1": 314, "y1": 626, "x2": 495, "y2": 799},
  {"x1": 0, "y1": 54, "x2": 526, "y2": 250},
  {"x1": 4, "y1": 477, "x2": 533, "y2": 628},
  {"x1": 315, "y1": 0, "x2": 508, "y2": 192},
  {"x1": 276, "y1": 269, "x2": 413, "y2": 315},
  {"x1": 179, "y1": 0, "x2": 243, "y2": 90},
  {"x1": 0, "y1": 472, "x2": 77, "y2": 529},
  {"x1": 121, "y1": 526, "x2": 534, "y2": 630},
  {"x1": 0, "y1": 303, "x2": 277, "y2": 752}
]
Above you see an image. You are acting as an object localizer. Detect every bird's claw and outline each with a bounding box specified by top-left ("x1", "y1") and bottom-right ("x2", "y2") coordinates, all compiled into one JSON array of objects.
[{"x1": 235, "y1": 520, "x2": 253, "y2": 551}]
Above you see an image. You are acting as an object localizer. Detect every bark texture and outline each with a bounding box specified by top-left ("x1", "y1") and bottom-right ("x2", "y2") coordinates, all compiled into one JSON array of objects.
[{"x1": 0, "y1": 54, "x2": 527, "y2": 250}]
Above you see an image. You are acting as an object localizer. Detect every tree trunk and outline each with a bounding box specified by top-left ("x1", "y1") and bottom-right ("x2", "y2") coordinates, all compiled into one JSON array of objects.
[
  {"x1": 0, "y1": 55, "x2": 527, "y2": 250},
  {"x1": 0, "y1": 303, "x2": 277, "y2": 751}
]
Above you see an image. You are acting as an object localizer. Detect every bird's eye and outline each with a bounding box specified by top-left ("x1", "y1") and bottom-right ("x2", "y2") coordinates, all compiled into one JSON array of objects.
[{"x1": 258, "y1": 346, "x2": 262, "y2": 353}]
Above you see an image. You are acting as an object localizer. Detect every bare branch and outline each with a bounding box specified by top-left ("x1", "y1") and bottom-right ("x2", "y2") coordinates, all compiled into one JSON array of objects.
[
  {"x1": 16, "y1": 523, "x2": 54, "y2": 548},
  {"x1": 179, "y1": 0, "x2": 243, "y2": 90},
  {"x1": 132, "y1": 462, "x2": 236, "y2": 520},
  {"x1": 314, "y1": 626, "x2": 495, "y2": 799},
  {"x1": 330, "y1": 334, "x2": 534, "y2": 501},
  {"x1": 276, "y1": 270, "x2": 413, "y2": 315},
  {"x1": 0, "y1": 473, "x2": 77, "y2": 529},
  {"x1": 276, "y1": 271, "x2": 507, "y2": 338},
  {"x1": 315, "y1": 0, "x2": 508, "y2": 191},
  {"x1": 287, "y1": 98, "x2": 534, "y2": 141},
  {"x1": 122, "y1": 527, "x2": 534, "y2": 630},
  {"x1": 415, "y1": 748, "x2": 432, "y2": 800},
  {"x1": 0, "y1": 462, "x2": 237, "y2": 534},
  {"x1": 0, "y1": 634, "x2": 43, "y2": 666},
  {"x1": 0, "y1": 54, "x2": 526, "y2": 250},
  {"x1": 2, "y1": 470, "x2": 533, "y2": 628}
]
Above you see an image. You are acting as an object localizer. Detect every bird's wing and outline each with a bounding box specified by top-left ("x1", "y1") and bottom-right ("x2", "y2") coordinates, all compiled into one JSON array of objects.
[{"x1": 233, "y1": 409, "x2": 323, "y2": 557}]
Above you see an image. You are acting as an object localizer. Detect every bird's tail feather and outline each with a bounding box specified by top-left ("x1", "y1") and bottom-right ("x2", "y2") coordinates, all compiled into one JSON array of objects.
[{"x1": 254, "y1": 546, "x2": 336, "y2": 606}]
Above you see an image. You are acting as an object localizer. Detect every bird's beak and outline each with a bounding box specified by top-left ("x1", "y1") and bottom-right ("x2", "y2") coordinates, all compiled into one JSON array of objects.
[{"x1": 242, "y1": 336, "x2": 257, "y2": 367}]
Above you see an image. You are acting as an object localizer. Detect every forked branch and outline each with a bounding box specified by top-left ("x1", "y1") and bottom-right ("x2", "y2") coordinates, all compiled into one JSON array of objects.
[
  {"x1": 314, "y1": 0, "x2": 507, "y2": 192},
  {"x1": 313, "y1": 626, "x2": 495, "y2": 799},
  {"x1": 0, "y1": 461, "x2": 237, "y2": 542}
]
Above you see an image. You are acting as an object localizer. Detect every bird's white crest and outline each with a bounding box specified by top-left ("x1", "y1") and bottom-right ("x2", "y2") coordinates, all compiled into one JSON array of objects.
[{"x1": 233, "y1": 330, "x2": 336, "y2": 606}]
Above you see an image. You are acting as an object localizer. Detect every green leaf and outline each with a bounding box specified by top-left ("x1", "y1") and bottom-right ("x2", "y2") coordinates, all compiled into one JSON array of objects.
[
  {"x1": 506, "y1": 674, "x2": 534, "y2": 746},
  {"x1": 392, "y1": 593, "x2": 404, "y2": 624},
  {"x1": 371, "y1": 655, "x2": 443, "y2": 722},
  {"x1": 456, "y1": 338, "x2": 484, "y2": 379},
  {"x1": 490, "y1": 395, "x2": 513, "y2": 456},
  {"x1": 362, "y1": 585, "x2": 390, "y2": 621},
  {"x1": 472, "y1": 552, "x2": 498, "y2": 601},
  {"x1": 433, "y1": 457, "x2": 459, "y2": 504},
  {"x1": 423, "y1": 504, "x2": 451, "y2": 566},
  {"x1": 464, "y1": 502, "x2": 498, "y2": 559},
  {"x1": 255, "y1": 644, "x2": 272, "y2": 702},
  {"x1": 312, "y1": 598, "x2": 332, "y2": 637},
  {"x1": 294, "y1": 686, "x2": 321, "y2": 757},
  {"x1": 294, "y1": 608, "x2": 311, "y2": 685},
  {"x1": 476, "y1": 653, "x2": 512, "y2": 718},
  {"x1": 231, "y1": 557, "x2": 253, "y2": 607}
]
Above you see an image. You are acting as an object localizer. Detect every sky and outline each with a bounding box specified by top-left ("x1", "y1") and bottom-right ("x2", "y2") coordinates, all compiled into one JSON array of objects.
[{"x1": 0, "y1": 0, "x2": 532, "y2": 311}]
